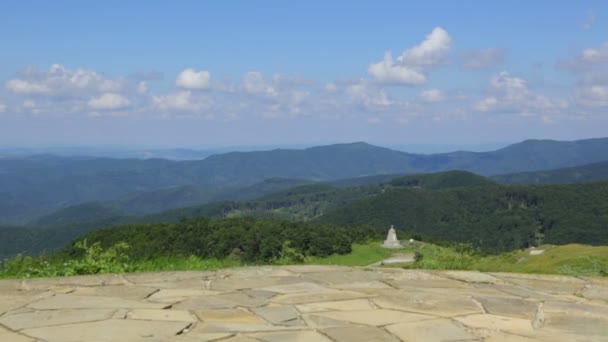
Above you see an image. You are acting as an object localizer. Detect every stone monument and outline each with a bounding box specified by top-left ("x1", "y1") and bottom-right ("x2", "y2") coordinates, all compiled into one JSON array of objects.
[{"x1": 382, "y1": 225, "x2": 402, "y2": 248}]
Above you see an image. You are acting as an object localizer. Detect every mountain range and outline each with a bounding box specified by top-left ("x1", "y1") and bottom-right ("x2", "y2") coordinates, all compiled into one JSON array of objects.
[{"x1": 2, "y1": 137, "x2": 608, "y2": 225}]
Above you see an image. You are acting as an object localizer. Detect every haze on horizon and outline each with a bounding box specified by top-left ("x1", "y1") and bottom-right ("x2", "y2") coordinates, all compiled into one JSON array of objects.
[{"x1": 1, "y1": 1, "x2": 607, "y2": 148}]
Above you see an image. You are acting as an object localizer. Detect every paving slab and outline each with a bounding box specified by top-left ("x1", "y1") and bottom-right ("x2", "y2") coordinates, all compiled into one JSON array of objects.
[
  {"x1": 28, "y1": 294, "x2": 167, "y2": 310},
  {"x1": 126, "y1": 309, "x2": 197, "y2": 322},
  {"x1": 21, "y1": 319, "x2": 191, "y2": 342},
  {"x1": 296, "y1": 299, "x2": 376, "y2": 313},
  {"x1": 0, "y1": 326, "x2": 35, "y2": 342},
  {"x1": 311, "y1": 309, "x2": 435, "y2": 326},
  {"x1": 249, "y1": 330, "x2": 333, "y2": 342},
  {"x1": 0, "y1": 308, "x2": 115, "y2": 330},
  {"x1": 71, "y1": 285, "x2": 158, "y2": 300},
  {"x1": 0, "y1": 266, "x2": 606, "y2": 342},
  {"x1": 322, "y1": 325, "x2": 401, "y2": 342},
  {"x1": 252, "y1": 305, "x2": 299, "y2": 324},
  {"x1": 386, "y1": 318, "x2": 479, "y2": 341}
]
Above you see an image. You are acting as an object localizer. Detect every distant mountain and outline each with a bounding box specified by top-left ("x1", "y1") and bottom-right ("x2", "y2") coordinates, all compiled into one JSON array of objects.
[
  {"x1": 388, "y1": 170, "x2": 496, "y2": 189},
  {"x1": 493, "y1": 161, "x2": 608, "y2": 185},
  {"x1": 3, "y1": 137, "x2": 608, "y2": 224}
]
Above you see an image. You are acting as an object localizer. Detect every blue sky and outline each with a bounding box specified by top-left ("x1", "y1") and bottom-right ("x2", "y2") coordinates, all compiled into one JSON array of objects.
[{"x1": 1, "y1": 1, "x2": 607, "y2": 149}]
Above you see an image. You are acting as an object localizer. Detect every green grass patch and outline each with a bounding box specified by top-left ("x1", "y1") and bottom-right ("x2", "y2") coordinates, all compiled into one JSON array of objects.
[{"x1": 306, "y1": 241, "x2": 397, "y2": 266}]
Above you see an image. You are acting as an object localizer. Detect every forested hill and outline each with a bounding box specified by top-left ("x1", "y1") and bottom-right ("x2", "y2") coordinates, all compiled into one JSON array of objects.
[
  {"x1": 493, "y1": 161, "x2": 608, "y2": 185},
  {"x1": 3, "y1": 137, "x2": 608, "y2": 224},
  {"x1": 316, "y1": 181, "x2": 608, "y2": 253}
]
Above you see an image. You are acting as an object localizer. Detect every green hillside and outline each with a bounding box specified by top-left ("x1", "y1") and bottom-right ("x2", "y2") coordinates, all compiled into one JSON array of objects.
[
  {"x1": 493, "y1": 161, "x2": 608, "y2": 184},
  {"x1": 317, "y1": 181, "x2": 608, "y2": 253}
]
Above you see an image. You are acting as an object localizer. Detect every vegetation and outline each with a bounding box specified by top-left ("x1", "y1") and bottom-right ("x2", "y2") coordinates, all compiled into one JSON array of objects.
[
  {"x1": 493, "y1": 161, "x2": 608, "y2": 185},
  {"x1": 318, "y1": 181, "x2": 608, "y2": 253},
  {"x1": 4, "y1": 137, "x2": 608, "y2": 224}
]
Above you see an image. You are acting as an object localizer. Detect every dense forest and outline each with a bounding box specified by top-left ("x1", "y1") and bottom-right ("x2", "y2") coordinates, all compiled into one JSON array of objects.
[
  {"x1": 62, "y1": 217, "x2": 382, "y2": 263},
  {"x1": 318, "y1": 182, "x2": 608, "y2": 253},
  {"x1": 2, "y1": 170, "x2": 608, "y2": 259}
]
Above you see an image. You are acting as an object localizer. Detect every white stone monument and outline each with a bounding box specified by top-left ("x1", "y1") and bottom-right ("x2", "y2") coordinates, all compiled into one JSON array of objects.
[{"x1": 382, "y1": 225, "x2": 403, "y2": 248}]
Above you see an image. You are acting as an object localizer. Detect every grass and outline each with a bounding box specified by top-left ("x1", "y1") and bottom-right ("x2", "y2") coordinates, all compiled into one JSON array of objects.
[
  {"x1": 305, "y1": 241, "x2": 414, "y2": 266},
  {"x1": 2, "y1": 241, "x2": 606, "y2": 279},
  {"x1": 472, "y1": 244, "x2": 608, "y2": 276}
]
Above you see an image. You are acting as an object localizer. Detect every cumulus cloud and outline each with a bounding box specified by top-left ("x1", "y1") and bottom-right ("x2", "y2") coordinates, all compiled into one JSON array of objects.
[
  {"x1": 176, "y1": 68, "x2": 211, "y2": 89},
  {"x1": 137, "y1": 81, "x2": 148, "y2": 95},
  {"x1": 368, "y1": 27, "x2": 452, "y2": 85},
  {"x1": 346, "y1": 83, "x2": 393, "y2": 107},
  {"x1": 460, "y1": 48, "x2": 506, "y2": 70},
  {"x1": 368, "y1": 52, "x2": 427, "y2": 85},
  {"x1": 153, "y1": 91, "x2": 212, "y2": 112},
  {"x1": 241, "y1": 72, "x2": 278, "y2": 97},
  {"x1": 419, "y1": 89, "x2": 445, "y2": 102},
  {"x1": 474, "y1": 71, "x2": 567, "y2": 114},
  {"x1": 88, "y1": 93, "x2": 131, "y2": 110},
  {"x1": 576, "y1": 86, "x2": 608, "y2": 107},
  {"x1": 558, "y1": 42, "x2": 608, "y2": 71}
]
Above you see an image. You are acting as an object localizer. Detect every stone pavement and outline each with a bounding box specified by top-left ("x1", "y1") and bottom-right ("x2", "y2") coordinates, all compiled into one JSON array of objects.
[{"x1": 0, "y1": 266, "x2": 607, "y2": 341}]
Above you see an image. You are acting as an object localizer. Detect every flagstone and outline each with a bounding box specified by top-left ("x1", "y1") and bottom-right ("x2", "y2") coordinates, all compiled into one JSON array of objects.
[
  {"x1": 0, "y1": 308, "x2": 114, "y2": 331},
  {"x1": 454, "y1": 314, "x2": 535, "y2": 335},
  {"x1": 474, "y1": 295, "x2": 539, "y2": 319},
  {"x1": 442, "y1": 270, "x2": 504, "y2": 284},
  {"x1": 195, "y1": 308, "x2": 266, "y2": 324},
  {"x1": 126, "y1": 309, "x2": 197, "y2": 322},
  {"x1": 296, "y1": 299, "x2": 375, "y2": 313},
  {"x1": 71, "y1": 285, "x2": 158, "y2": 300},
  {"x1": 312, "y1": 309, "x2": 434, "y2": 326},
  {"x1": 386, "y1": 318, "x2": 479, "y2": 342},
  {"x1": 373, "y1": 292, "x2": 481, "y2": 317},
  {"x1": 0, "y1": 326, "x2": 36, "y2": 342},
  {"x1": 21, "y1": 319, "x2": 191, "y2": 342},
  {"x1": 28, "y1": 294, "x2": 167, "y2": 310},
  {"x1": 146, "y1": 289, "x2": 221, "y2": 303},
  {"x1": 271, "y1": 290, "x2": 372, "y2": 305},
  {"x1": 252, "y1": 305, "x2": 299, "y2": 324},
  {"x1": 322, "y1": 325, "x2": 401, "y2": 342},
  {"x1": 249, "y1": 330, "x2": 333, "y2": 342}
]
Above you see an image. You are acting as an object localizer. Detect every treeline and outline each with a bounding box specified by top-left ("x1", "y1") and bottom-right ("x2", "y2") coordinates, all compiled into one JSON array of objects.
[
  {"x1": 62, "y1": 217, "x2": 384, "y2": 263},
  {"x1": 317, "y1": 181, "x2": 608, "y2": 253}
]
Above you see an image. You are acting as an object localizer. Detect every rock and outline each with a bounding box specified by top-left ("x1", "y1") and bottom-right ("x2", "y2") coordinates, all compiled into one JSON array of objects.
[
  {"x1": 28, "y1": 294, "x2": 167, "y2": 310},
  {"x1": 126, "y1": 309, "x2": 197, "y2": 322}
]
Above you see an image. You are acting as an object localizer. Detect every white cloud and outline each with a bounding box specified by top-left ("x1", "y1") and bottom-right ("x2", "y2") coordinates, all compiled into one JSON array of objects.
[
  {"x1": 558, "y1": 42, "x2": 608, "y2": 71},
  {"x1": 5, "y1": 64, "x2": 124, "y2": 97},
  {"x1": 368, "y1": 52, "x2": 427, "y2": 85},
  {"x1": 88, "y1": 93, "x2": 131, "y2": 110},
  {"x1": 368, "y1": 27, "x2": 451, "y2": 85},
  {"x1": 419, "y1": 89, "x2": 445, "y2": 102},
  {"x1": 23, "y1": 100, "x2": 36, "y2": 108},
  {"x1": 324, "y1": 83, "x2": 338, "y2": 93},
  {"x1": 241, "y1": 72, "x2": 278, "y2": 97},
  {"x1": 398, "y1": 27, "x2": 452, "y2": 67},
  {"x1": 153, "y1": 91, "x2": 212, "y2": 112},
  {"x1": 475, "y1": 71, "x2": 567, "y2": 114},
  {"x1": 576, "y1": 86, "x2": 608, "y2": 107},
  {"x1": 176, "y1": 68, "x2": 211, "y2": 90},
  {"x1": 460, "y1": 48, "x2": 506, "y2": 70},
  {"x1": 0, "y1": 102, "x2": 6, "y2": 113},
  {"x1": 346, "y1": 83, "x2": 393, "y2": 107},
  {"x1": 137, "y1": 81, "x2": 148, "y2": 95}
]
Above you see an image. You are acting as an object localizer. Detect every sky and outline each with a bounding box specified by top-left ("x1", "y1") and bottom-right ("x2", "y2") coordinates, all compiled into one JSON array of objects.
[{"x1": 1, "y1": 0, "x2": 607, "y2": 150}]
